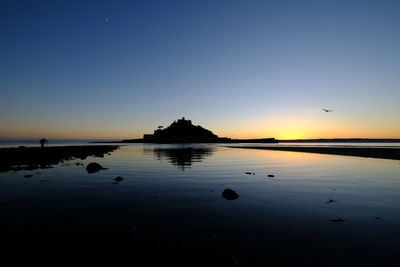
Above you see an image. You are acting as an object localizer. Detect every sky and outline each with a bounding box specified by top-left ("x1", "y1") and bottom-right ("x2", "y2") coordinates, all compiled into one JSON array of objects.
[{"x1": 1, "y1": 0, "x2": 400, "y2": 140}]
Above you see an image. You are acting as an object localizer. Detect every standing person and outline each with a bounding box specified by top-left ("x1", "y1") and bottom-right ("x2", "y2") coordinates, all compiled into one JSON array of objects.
[{"x1": 40, "y1": 138, "x2": 46, "y2": 148}]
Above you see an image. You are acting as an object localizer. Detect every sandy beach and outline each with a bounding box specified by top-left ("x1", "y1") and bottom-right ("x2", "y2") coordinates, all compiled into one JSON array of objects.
[{"x1": 229, "y1": 146, "x2": 400, "y2": 160}]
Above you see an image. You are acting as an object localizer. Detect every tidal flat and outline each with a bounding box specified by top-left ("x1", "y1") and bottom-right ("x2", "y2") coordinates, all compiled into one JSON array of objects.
[
  {"x1": 229, "y1": 145, "x2": 400, "y2": 160},
  {"x1": 0, "y1": 144, "x2": 399, "y2": 266}
]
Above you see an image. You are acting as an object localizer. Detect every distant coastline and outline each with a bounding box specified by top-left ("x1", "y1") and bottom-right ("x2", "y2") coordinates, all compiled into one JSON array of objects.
[
  {"x1": 91, "y1": 138, "x2": 400, "y2": 145},
  {"x1": 3, "y1": 138, "x2": 400, "y2": 146},
  {"x1": 90, "y1": 117, "x2": 400, "y2": 145},
  {"x1": 118, "y1": 137, "x2": 278, "y2": 144},
  {"x1": 277, "y1": 138, "x2": 400, "y2": 143}
]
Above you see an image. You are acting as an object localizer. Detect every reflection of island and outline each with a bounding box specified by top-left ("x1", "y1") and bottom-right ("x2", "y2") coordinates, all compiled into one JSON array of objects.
[
  {"x1": 153, "y1": 147, "x2": 214, "y2": 170},
  {"x1": 122, "y1": 117, "x2": 277, "y2": 144}
]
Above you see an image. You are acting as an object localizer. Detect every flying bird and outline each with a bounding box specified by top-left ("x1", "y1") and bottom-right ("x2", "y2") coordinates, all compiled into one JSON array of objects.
[
  {"x1": 105, "y1": 17, "x2": 109, "y2": 23},
  {"x1": 322, "y1": 109, "x2": 333, "y2": 112}
]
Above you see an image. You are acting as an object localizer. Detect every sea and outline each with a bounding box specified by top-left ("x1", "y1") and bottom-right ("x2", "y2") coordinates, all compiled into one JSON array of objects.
[{"x1": 1, "y1": 140, "x2": 400, "y2": 266}]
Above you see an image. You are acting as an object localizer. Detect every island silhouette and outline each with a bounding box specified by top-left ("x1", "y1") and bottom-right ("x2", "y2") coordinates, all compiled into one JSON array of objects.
[{"x1": 122, "y1": 117, "x2": 277, "y2": 144}]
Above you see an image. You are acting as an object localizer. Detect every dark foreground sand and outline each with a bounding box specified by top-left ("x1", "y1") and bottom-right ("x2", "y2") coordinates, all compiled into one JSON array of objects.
[
  {"x1": 229, "y1": 146, "x2": 400, "y2": 160},
  {"x1": 0, "y1": 145, "x2": 119, "y2": 172}
]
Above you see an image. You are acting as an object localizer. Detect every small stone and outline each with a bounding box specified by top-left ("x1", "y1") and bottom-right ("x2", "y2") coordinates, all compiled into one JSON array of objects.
[
  {"x1": 330, "y1": 216, "x2": 346, "y2": 223},
  {"x1": 114, "y1": 176, "x2": 124, "y2": 182},
  {"x1": 222, "y1": 189, "x2": 239, "y2": 200},
  {"x1": 86, "y1": 162, "x2": 107, "y2": 174}
]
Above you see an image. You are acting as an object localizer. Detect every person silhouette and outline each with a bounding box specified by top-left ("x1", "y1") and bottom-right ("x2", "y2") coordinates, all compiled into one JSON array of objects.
[{"x1": 40, "y1": 138, "x2": 46, "y2": 148}]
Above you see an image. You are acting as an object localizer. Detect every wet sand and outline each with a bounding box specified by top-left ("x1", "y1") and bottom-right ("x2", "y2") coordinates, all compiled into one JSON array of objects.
[
  {"x1": 228, "y1": 146, "x2": 400, "y2": 160},
  {"x1": 0, "y1": 145, "x2": 119, "y2": 172}
]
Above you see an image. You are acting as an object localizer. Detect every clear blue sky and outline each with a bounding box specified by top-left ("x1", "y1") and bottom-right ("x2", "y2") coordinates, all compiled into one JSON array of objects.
[{"x1": 1, "y1": 0, "x2": 399, "y2": 139}]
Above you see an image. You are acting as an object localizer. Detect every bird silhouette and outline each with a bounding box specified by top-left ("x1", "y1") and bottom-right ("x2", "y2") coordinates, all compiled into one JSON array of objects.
[{"x1": 322, "y1": 109, "x2": 333, "y2": 112}]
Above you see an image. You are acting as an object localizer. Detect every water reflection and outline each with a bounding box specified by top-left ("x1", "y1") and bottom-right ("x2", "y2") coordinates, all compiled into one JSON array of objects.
[
  {"x1": 152, "y1": 147, "x2": 214, "y2": 170},
  {"x1": 1, "y1": 144, "x2": 400, "y2": 266}
]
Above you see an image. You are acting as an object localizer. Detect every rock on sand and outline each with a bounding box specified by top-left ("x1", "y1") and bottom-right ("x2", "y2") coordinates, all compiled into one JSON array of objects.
[
  {"x1": 86, "y1": 163, "x2": 107, "y2": 174},
  {"x1": 222, "y1": 189, "x2": 239, "y2": 200}
]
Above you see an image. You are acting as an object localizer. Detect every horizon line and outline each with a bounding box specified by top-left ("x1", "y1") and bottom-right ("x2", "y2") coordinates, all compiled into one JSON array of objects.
[{"x1": 2, "y1": 137, "x2": 400, "y2": 142}]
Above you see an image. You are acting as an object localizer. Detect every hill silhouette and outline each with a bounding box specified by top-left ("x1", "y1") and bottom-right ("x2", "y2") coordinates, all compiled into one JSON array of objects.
[
  {"x1": 120, "y1": 117, "x2": 277, "y2": 144},
  {"x1": 142, "y1": 117, "x2": 221, "y2": 143}
]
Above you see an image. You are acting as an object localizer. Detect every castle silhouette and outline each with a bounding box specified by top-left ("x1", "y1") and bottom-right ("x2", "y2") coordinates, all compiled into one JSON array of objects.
[{"x1": 122, "y1": 117, "x2": 277, "y2": 144}]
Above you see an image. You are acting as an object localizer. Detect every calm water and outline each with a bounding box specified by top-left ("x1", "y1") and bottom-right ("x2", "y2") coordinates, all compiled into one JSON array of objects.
[{"x1": 1, "y1": 144, "x2": 400, "y2": 266}]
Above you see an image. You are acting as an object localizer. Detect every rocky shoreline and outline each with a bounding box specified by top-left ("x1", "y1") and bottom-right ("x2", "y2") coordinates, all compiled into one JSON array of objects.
[{"x1": 0, "y1": 145, "x2": 119, "y2": 172}]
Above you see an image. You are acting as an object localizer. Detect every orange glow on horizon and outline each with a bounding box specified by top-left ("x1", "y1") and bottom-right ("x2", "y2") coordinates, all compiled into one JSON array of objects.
[
  {"x1": 215, "y1": 115, "x2": 400, "y2": 140},
  {"x1": 2, "y1": 115, "x2": 400, "y2": 140}
]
